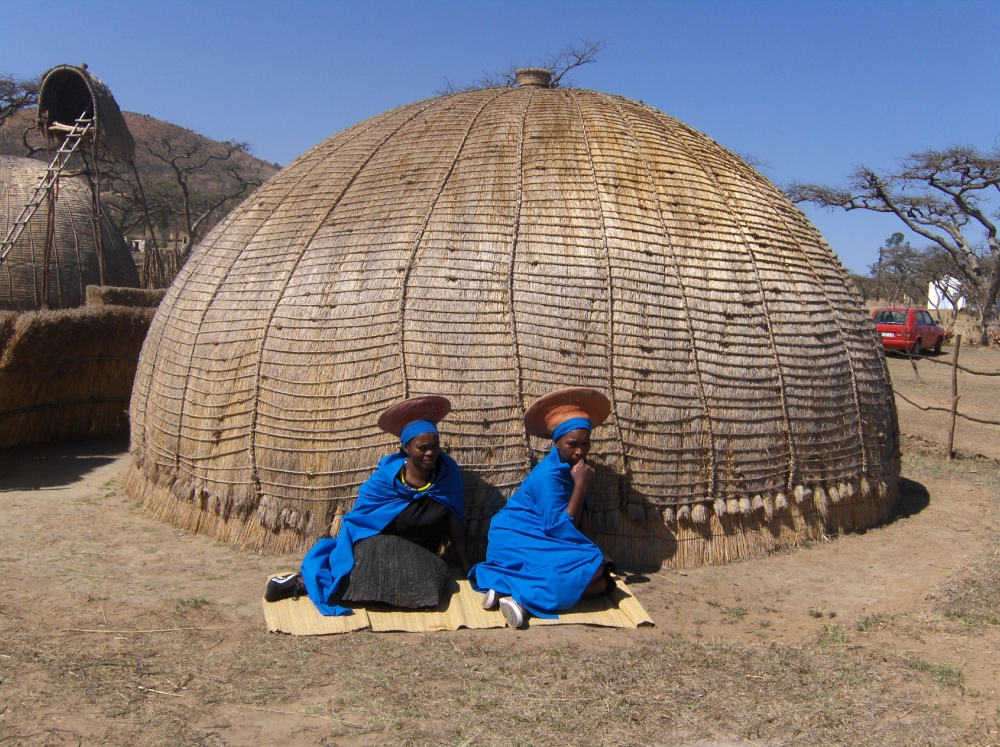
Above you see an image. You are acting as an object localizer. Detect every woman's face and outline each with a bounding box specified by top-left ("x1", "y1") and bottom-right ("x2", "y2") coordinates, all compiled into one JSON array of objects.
[
  {"x1": 403, "y1": 432, "x2": 440, "y2": 472},
  {"x1": 555, "y1": 428, "x2": 591, "y2": 465}
]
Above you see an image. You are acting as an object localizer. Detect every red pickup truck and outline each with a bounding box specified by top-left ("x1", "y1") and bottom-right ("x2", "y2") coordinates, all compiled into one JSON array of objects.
[{"x1": 872, "y1": 307, "x2": 945, "y2": 355}]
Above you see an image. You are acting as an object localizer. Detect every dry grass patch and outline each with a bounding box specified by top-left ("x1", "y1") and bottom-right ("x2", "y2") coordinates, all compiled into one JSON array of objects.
[
  {"x1": 0, "y1": 616, "x2": 975, "y2": 747},
  {"x1": 935, "y1": 548, "x2": 1000, "y2": 627}
]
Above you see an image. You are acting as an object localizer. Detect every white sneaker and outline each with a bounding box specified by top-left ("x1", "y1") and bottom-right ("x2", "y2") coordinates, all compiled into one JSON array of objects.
[
  {"x1": 499, "y1": 597, "x2": 527, "y2": 628},
  {"x1": 481, "y1": 589, "x2": 499, "y2": 610}
]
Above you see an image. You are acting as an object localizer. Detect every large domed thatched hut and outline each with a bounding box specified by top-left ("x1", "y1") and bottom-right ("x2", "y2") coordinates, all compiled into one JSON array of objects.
[
  {"x1": 0, "y1": 156, "x2": 139, "y2": 310},
  {"x1": 128, "y1": 70, "x2": 899, "y2": 567}
]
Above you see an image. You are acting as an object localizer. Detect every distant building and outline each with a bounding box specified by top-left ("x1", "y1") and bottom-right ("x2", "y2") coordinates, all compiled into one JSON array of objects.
[{"x1": 928, "y1": 276, "x2": 966, "y2": 310}]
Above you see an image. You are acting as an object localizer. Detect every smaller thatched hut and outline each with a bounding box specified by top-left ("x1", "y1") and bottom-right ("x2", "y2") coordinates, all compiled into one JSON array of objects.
[{"x1": 0, "y1": 156, "x2": 139, "y2": 310}]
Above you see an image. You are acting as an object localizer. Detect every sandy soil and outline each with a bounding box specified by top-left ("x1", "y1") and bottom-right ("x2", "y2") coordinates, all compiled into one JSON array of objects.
[{"x1": 1, "y1": 347, "x2": 999, "y2": 747}]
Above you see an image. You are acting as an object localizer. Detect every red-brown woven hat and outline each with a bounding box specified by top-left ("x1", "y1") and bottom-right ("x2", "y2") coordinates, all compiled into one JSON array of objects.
[
  {"x1": 523, "y1": 387, "x2": 611, "y2": 439},
  {"x1": 377, "y1": 396, "x2": 452, "y2": 437}
]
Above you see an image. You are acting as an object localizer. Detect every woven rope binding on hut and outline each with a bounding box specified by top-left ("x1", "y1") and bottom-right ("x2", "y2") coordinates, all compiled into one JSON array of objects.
[{"x1": 128, "y1": 73, "x2": 900, "y2": 568}]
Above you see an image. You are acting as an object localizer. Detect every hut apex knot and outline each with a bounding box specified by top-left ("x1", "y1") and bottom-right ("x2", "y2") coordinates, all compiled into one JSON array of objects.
[
  {"x1": 515, "y1": 68, "x2": 552, "y2": 88},
  {"x1": 80, "y1": 63, "x2": 88, "y2": 70}
]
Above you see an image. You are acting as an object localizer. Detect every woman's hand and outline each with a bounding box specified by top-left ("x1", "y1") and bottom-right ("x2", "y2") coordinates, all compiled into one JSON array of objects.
[
  {"x1": 566, "y1": 461, "x2": 594, "y2": 525},
  {"x1": 571, "y1": 460, "x2": 595, "y2": 492}
]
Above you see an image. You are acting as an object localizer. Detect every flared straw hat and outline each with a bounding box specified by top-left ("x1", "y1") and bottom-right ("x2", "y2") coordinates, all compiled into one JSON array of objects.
[
  {"x1": 377, "y1": 395, "x2": 452, "y2": 437},
  {"x1": 523, "y1": 387, "x2": 611, "y2": 439}
]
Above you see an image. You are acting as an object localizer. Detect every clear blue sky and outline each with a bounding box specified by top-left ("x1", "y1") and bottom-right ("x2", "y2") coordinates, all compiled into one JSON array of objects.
[{"x1": 3, "y1": 0, "x2": 998, "y2": 273}]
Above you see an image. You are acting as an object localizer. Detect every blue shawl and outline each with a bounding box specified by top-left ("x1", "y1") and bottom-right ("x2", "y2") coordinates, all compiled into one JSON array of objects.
[
  {"x1": 469, "y1": 447, "x2": 604, "y2": 618},
  {"x1": 301, "y1": 451, "x2": 464, "y2": 616}
]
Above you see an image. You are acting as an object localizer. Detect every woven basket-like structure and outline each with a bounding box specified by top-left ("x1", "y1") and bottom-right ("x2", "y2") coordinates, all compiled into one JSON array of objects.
[
  {"x1": 128, "y1": 78, "x2": 899, "y2": 567},
  {"x1": 1, "y1": 156, "x2": 139, "y2": 310},
  {"x1": 37, "y1": 65, "x2": 135, "y2": 160}
]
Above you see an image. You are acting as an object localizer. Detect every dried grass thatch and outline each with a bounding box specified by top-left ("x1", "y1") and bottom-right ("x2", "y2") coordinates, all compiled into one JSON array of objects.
[
  {"x1": 128, "y1": 77, "x2": 899, "y2": 567},
  {"x1": 1, "y1": 156, "x2": 140, "y2": 310},
  {"x1": 37, "y1": 64, "x2": 135, "y2": 161},
  {"x1": 85, "y1": 285, "x2": 165, "y2": 308},
  {"x1": 0, "y1": 305, "x2": 154, "y2": 449}
]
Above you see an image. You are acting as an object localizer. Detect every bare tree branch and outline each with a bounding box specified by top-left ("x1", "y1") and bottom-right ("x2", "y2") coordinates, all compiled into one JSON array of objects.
[
  {"x1": 786, "y1": 146, "x2": 1000, "y2": 342},
  {"x1": 546, "y1": 40, "x2": 607, "y2": 88},
  {"x1": 0, "y1": 74, "x2": 38, "y2": 128},
  {"x1": 144, "y1": 137, "x2": 261, "y2": 254},
  {"x1": 20, "y1": 125, "x2": 45, "y2": 158},
  {"x1": 189, "y1": 165, "x2": 260, "y2": 238},
  {"x1": 436, "y1": 40, "x2": 606, "y2": 93}
]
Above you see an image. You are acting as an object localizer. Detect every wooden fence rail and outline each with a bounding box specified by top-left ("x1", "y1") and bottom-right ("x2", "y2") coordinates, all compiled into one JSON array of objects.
[{"x1": 896, "y1": 335, "x2": 1000, "y2": 460}]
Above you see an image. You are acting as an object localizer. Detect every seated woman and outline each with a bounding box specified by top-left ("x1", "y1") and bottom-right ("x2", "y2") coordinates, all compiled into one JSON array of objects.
[
  {"x1": 264, "y1": 396, "x2": 469, "y2": 616},
  {"x1": 469, "y1": 387, "x2": 613, "y2": 628}
]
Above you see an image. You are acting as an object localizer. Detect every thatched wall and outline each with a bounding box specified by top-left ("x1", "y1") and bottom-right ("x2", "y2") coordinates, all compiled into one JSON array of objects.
[
  {"x1": 37, "y1": 65, "x2": 135, "y2": 161},
  {"x1": 0, "y1": 305, "x2": 154, "y2": 449},
  {"x1": 86, "y1": 285, "x2": 166, "y2": 308},
  {"x1": 128, "y1": 83, "x2": 900, "y2": 567},
  {"x1": 1, "y1": 156, "x2": 140, "y2": 310}
]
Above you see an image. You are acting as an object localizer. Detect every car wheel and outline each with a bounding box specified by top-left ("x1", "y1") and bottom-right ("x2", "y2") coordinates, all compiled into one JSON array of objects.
[
  {"x1": 933, "y1": 337, "x2": 942, "y2": 355},
  {"x1": 909, "y1": 339, "x2": 922, "y2": 356}
]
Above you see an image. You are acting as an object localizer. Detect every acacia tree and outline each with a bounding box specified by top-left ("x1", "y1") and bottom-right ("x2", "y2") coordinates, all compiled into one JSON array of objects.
[
  {"x1": 0, "y1": 74, "x2": 38, "y2": 128},
  {"x1": 145, "y1": 135, "x2": 261, "y2": 254},
  {"x1": 95, "y1": 158, "x2": 158, "y2": 238},
  {"x1": 787, "y1": 146, "x2": 1000, "y2": 344},
  {"x1": 869, "y1": 232, "x2": 925, "y2": 304}
]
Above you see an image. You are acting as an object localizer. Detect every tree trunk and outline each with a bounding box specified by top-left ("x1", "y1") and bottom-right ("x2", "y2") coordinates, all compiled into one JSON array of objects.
[{"x1": 978, "y1": 281, "x2": 998, "y2": 345}]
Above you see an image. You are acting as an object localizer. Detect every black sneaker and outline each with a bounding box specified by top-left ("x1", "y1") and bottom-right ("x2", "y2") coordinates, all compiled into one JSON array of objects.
[{"x1": 264, "y1": 573, "x2": 305, "y2": 602}]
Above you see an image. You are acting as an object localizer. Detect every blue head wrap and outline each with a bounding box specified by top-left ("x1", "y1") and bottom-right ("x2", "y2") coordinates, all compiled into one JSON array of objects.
[
  {"x1": 552, "y1": 417, "x2": 591, "y2": 442},
  {"x1": 400, "y1": 420, "x2": 438, "y2": 445}
]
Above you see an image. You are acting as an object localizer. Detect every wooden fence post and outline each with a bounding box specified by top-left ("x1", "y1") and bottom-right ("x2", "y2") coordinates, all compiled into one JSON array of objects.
[{"x1": 945, "y1": 335, "x2": 962, "y2": 460}]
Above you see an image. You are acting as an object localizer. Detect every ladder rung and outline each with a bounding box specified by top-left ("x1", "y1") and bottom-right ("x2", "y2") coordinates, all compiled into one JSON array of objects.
[{"x1": 0, "y1": 118, "x2": 95, "y2": 266}]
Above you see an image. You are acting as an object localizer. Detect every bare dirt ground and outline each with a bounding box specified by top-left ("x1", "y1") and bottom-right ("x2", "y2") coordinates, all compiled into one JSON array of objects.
[{"x1": 2, "y1": 347, "x2": 999, "y2": 747}]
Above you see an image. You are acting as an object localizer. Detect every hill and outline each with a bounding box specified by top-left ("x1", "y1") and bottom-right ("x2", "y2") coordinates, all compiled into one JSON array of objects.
[{"x1": 0, "y1": 108, "x2": 280, "y2": 245}]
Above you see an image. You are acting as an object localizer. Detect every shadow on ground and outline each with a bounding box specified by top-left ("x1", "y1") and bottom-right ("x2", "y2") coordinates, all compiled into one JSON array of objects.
[
  {"x1": 893, "y1": 476, "x2": 931, "y2": 520},
  {"x1": 0, "y1": 435, "x2": 129, "y2": 491}
]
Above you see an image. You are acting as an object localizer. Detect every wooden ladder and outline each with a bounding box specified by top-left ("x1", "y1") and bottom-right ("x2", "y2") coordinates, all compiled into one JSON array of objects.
[{"x1": 0, "y1": 114, "x2": 94, "y2": 268}]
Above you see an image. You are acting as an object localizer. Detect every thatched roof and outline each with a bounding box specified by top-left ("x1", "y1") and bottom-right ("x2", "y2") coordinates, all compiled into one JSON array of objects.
[
  {"x1": 37, "y1": 65, "x2": 135, "y2": 160},
  {"x1": 128, "y1": 74, "x2": 900, "y2": 568},
  {"x1": 0, "y1": 156, "x2": 139, "y2": 310}
]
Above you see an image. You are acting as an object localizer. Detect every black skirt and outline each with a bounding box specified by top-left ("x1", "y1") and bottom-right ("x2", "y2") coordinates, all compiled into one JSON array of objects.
[
  {"x1": 330, "y1": 496, "x2": 453, "y2": 609},
  {"x1": 332, "y1": 533, "x2": 451, "y2": 609},
  {"x1": 382, "y1": 494, "x2": 451, "y2": 552}
]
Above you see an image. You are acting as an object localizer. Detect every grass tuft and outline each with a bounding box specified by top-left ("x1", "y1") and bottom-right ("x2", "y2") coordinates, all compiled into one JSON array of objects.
[
  {"x1": 858, "y1": 613, "x2": 892, "y2": 631},
  {"x1": 817, "y1": 625, "x2": 848, "y2": 645},
  {"x1": 175, "y1": 597, "x2": 211, "y2": 610},
  {"x1": 908, "y1": 657, "x2": 965, "y2": 688}
]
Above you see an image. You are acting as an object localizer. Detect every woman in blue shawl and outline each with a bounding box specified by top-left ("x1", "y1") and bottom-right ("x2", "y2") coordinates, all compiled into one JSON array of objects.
[
  {"x1": 264, "y1": 396, "x2": 468, "y2": 616},
  {"x1": 469, "y1": 387, "x2": 612, "y2": 628}
]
